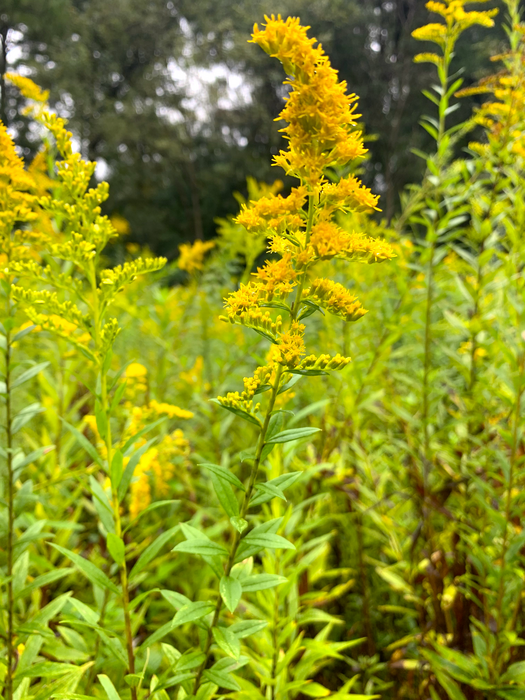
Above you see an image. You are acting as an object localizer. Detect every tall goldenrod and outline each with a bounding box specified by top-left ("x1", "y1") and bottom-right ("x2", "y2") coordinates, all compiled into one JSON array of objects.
[
  {"x1": 7, "y1": 75, "x2": 168, "y2": 700},
  {"x1": 171, "y1": 16, "x2": 394, "y2": 695}
]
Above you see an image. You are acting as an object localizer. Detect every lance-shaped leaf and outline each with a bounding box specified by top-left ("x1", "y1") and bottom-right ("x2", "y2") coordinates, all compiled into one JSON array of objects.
[
  {"x1": 209, "y1": 472, "x2": 240, "y2": 517},
  {"x1": 209, "y1": 398, "x2": 262, "y2": 426},
  {"x1": 220, "y1": 576, "x2": 242, "y2": 613},
  {"x1": 213, "y1": 626, "x2": 240, "y2": 659},
  {"x1": 230, "y1": 620, "x2": 268, "y2": 638},
  {"x1": 130, "y1": 524, "x2": 180, "y2": 579},
  {"x1": 240, "y1": 574, "x2": 288, "y2": 593},
  {"x1": 250, "y1": 472, "x2": 302, "y2": 507},
  {"x1": 11, "y1": 362, "x2": 49, "y2": 389},
  {"x1": 201, "y1": 463, "x2": 245, "y2": 490},
  {"x1": 266, "y1": 427, "x2": 321, "y2": 444},
  {"x1": 242, "y1": 532, "x2": 295, "y2": 551},
  {"x1": 62, "y1": 418, "x2": 104, "y2": 468},
  {"x1": 98, "y1": 674, "x2": 122, "y2": 700},
  {"x1": 172, "y1": 601, "x2": 215, "y2": 628},
  {"x1": 51, "y1": 544, "x2": 119, "y2": 594}
]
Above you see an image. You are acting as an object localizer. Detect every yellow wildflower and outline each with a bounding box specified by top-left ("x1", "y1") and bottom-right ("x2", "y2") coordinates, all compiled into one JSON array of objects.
[
  {"x1": 304, "y1": 278, "x2": 368, "y2": 322},
  {"x1": 178, "y1": 239, "x2": 215, "y2": 273}
]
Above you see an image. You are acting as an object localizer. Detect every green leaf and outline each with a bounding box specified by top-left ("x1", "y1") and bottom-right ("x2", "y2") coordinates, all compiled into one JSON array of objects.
[
  {"x1": 15, "y1": 567, "x2": 74, "y2": 599},
  {"x1": 250, "y1": 472, "x2": 302, "y2": 507},
  {"x1": 241, "y1": 574, "x2": 288, "y2": 592},
  {"x1": 98, "y1": 674, "x2": 122, "y2": 700},
  {"x1": 203, "y1": 668, "x2": 241, "y2": 692},
  {"x1": 172, "y1": 601, "x2": 215, "y2": 628},
  {"x1": 130, "y1": 525, "x2": 180, "y2": 578},
  {"x1": 68, "y1": 597, "x2": 100, "y2": 625},
  {"x1": 253, "y1": 481, "x2": 286, "y2": 502},
  {"x1": 200, "y1": 463, "x2": 245, "y2": 491},
  {"x1": 210, "y1": 398, "x2": 262, "y2": 426},
  {"x1": 301, "y1": 683, "x2": 331, "y2": 697},
  {"x1": 213, "y1": 626, "x2": 240, "y2": 659},
  {"x1": 229, "y1": 620, "x2": 267, "y2": 638},
  {"x1": 12, "y1": 403, "x2": 44, "y2": 434},
  {"x1": 107, "y1": 533, "x2": 125, "y2": 566},
  {"x1": 90, "y1": 476, "x2": 115, "y2": 534},
  {"x1": 501, "y1": 661, "x2": 525, "y2": 683},
  {"x1": 220, "y1": 576, "x2": 242, "y2": 613},
  {"x1": 230, "y1": 516, "x2": 248, "y2": 533},
  {"x1": 210, "y1": 472, "x2": 239, "y2": 517},
  {"x1": 139, "y1": 621, "x2": 173, "y2": 650},
  {"x1": 277, "y1": 374, "x2": 302, "y2": 395},
  {"x1": 173, "y1": 539, "x2": 228, "y2": 557},
  {"x1": 242, "y1": 532, "x2": 295, "y2": 551},
  {"x1": 161, "y1": 589, "x2": 192, "y2": 610},
  {"x1": 12, "y1": 324, "x2": 36, "y2": 342},
  {"x1": 110, "y1": 450, "x2": 123, "y2": 489},
  {"x1": 265, "y1": 427, "x2": 321, "y2": 444},
  {"x1": 51, "y1": 544, "x2": 119, "y2": 594},
  {"x1": 177, "y1": 523, "x2": 224, "y2": 578},
  {"x1": 12, "y1": 446, "x2": 54, "y2": 478},
  {"x1": 12, "y1": 362, "x2": 49, "y2": 389},
  {"x1": 62, "y1": 419, "x2": 104, "y2": 468}
]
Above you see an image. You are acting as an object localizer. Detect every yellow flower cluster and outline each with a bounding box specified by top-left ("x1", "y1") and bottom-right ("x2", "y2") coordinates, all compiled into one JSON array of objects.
[
  {"x1": 413, "y1": 0, "x2": 497, "y2": 50},
  {"x1": 217, "y1": 365, "x2": 272, "y2": 414},
  {"x1": 0, "y1": 124, "x2": 39, "y2": 263},
  {"x1": 129, "y1": 429, "x2": 191, "y2": 519},
  {"x1": 304, "y1": 278, "x2": 368, "y2": 322},
  {"x1": 178, "y1": 239, "x2": 216, "y2": 274},
  {"x1": 251, "y1": 16, "x2": 366, "y2": 186},
  {"x1": 456, "y1": 24, "x2": 525, "y2": 158},
  {"x1": 5, "y1": 75, "x2": 166, "y2": 366},
  {"x1": 216, "y1": 17, "x2": 394, "y2": 419}
]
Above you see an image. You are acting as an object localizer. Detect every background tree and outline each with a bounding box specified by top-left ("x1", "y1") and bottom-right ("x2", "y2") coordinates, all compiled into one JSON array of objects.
[{"x1": 1, "y1": 0, "x2": 508, "y2": 255}]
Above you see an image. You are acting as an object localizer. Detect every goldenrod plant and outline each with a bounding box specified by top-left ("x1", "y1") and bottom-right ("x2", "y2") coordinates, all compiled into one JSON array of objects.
[
  {"x1": 166, "y1": 16, "x2": 393, "y2": 699},
  {"x1": 4, "y1": 5, "x2": 525, "y2": 700}
]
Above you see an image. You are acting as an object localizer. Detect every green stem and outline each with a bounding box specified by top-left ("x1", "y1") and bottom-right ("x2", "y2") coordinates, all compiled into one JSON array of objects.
[
  {"x1": 193, "y1": 192, "x2": 316, "y2": 695},
  {"x1": 4, "y1": 274, "x2": 13, "y2": 700},
  {"x1": 89, "y1": 261, "x2": 137, "y2": 700},
  {"x1": 192, "y1": 363, "x2": 285, "y2": 694}
]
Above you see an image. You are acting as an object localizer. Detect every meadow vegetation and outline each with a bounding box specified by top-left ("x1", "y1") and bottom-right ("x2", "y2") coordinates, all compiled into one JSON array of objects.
[{"x1": 1, "y1": 2, "x2": 525, "y2": 700}]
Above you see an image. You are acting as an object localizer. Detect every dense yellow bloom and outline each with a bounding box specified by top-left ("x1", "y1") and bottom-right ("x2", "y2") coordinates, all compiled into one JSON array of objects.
[
  {"x1": 251, "y1": 15, "x2": 366, "y2": 185},
  {"x1": 178, "y1": 239, "x2": 215, "y2": 273},
  {"x1": 0, "y1": 124, "x2": 39, "y2": 262},
  {"x1": 216, "y1": 17, "x2": 394, "y2": 419},
  {"x1": 275, "y1": 322, "x2": 306, "y2": 367},
  {"x1": 304, "y1": 278, "x2": 368, "y2": 322},
  {"x1": 413, "y1": 1, "x2": 497, "y2": 48}
]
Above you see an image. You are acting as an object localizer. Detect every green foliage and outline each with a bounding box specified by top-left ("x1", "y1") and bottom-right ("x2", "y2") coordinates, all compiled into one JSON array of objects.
[{"x1": 3, "y1": 3, "x2": 525, "y2": 700}]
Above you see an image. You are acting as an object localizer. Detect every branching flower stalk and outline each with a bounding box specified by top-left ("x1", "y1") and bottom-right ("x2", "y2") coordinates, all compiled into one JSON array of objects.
[
  {"x1": 412, "y1": 0, "x2": 498, "y2": 462},
  {"x1": 0, "y1": 122, "x2": 42, "y2": 700},
  {"x1": 6, "y1": 76, "x2": 171, "y2": 698},
  {"x1": 169, "y1": 16, "x2": 395, "y2": 697}
]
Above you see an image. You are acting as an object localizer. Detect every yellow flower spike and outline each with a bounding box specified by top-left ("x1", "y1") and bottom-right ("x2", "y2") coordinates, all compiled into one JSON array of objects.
[
  {"x1": 178, "y1": 240, "x2": 215, "y2": 273},
  {"x1": 148, "y1": 400, "x2": 194, "y2": 420},
  {"x1": 304, "y1": 278, "x2": 368, "y2": 322},
  {"x1": 5, "y1": 73, "x2": 49, "y2": 104}
]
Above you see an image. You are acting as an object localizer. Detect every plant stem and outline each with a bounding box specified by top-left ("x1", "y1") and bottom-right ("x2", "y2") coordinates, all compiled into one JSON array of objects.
[
  {"x1": 4, "y1": 273, "x2": 13, "y2": 700},
  {"x1": 422, "y1": 240, "x2": 436, "y2": 464},
  {"x1": 192, "y1": 363, "x2": 285, "y2": 694},
  {"x1": 193, "y1": 192, "x2": 315, "y2": 694},
  {"x1": 89, "y1": 261, "x2": 137, "y2": 700}
]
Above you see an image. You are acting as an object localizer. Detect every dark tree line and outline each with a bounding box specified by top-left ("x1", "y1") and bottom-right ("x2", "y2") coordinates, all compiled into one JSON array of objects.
[{"x1": 0, "y1": 0, "x2": 508, "y2": 257}]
